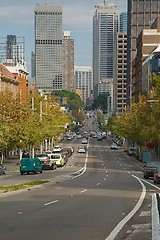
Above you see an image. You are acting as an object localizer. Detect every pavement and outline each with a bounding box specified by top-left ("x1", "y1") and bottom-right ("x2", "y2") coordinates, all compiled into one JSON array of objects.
[{"x1": 2, "y1": 155, "x2": 20, "y2": 173}]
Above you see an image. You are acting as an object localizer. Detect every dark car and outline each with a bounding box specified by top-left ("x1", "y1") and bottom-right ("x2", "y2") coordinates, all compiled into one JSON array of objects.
[
  {"x1": 143, "y1": 161, "x2": 160, "y2": 179},
  {"x1": 42, "y1": 160, "x2": 57, "y2": 170},
  {"x1": 0, "y1": 164, "x2": 6, "y2": 175}
]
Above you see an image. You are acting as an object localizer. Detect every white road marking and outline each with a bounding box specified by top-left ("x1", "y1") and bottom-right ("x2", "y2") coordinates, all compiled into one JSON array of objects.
[
  {"x1": 81, "y1": 189, "x2": 87, "y2": 193},
  {"x1": 44, "y1": 200, "x2": 58, "y2": 206},
  {"x1": 105, "y1": 175, "x2": 146, "y2": 240}
]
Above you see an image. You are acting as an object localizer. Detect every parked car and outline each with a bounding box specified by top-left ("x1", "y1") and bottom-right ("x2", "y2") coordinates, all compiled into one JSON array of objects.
[
  {"x1": 153, "y1": 168, "x2": 160, "y2": 184},
  {"x1": 81, "y1": 138, "x2": 88, "y2": 144},
  {"x1": 110, "y1": 143, "x2": 118, "y2": 150},
  {"x1": 50, "y1": 153, "x2": 65, "y2": 167},
  {"x1": 78, "y1": 145, "x2": 86, "y2": 153},
  {"x1": 143, "y1": 161, "x2": 160, "y2": 179},
  {"x1": 20, "y1": 158, "x2": 43, "y2": 175},
  {"x1": 0, "y1": 164, "x2": 6, "y2": 175},
  {"x1": 127, "y1": 147, "x2": 138, "y2": 156}
]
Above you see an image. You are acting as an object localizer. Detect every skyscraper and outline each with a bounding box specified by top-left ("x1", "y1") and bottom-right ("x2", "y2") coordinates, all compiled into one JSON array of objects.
[
  {"x1": 62, "y1": 31, "x2": 75, "y2": 92},
  {"x1": 127, "y1": 0, "x2": 160, "y2": 106},
  {"x1": 119, "y1": 12, "x2": 127, "y2": 33},
  {"x1": 93, "y1": 2, "x2": 118, "y2": 96},
  {"x1": 34, "y1": 5, "x2": 63, "y2": 92}
]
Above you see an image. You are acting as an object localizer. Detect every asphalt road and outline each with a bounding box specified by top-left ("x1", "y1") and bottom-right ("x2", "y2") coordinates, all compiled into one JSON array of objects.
[{"x1": 0, "y1": 117, "x2": 157, "y2": 239}]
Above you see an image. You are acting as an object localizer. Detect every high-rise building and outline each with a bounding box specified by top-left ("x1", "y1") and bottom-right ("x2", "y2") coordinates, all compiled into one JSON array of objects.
[
  {"x1": 93, "y1": 2, "x2": 118, "y2": 96},
  {"x1": 31, "y1": 51, "x2": 36, "y2": 79},
  {"x1": 119, "y1": 12, "x2": 127, "y2": 33},
  {"x1": 113, "y1": 32, "x2": 127, "y2": 113},
  {"x1": 127, "y1": 0, "x2": 160, "y2": 106},
  {"x1": 34, "y1": 5, "x2": 63, "y2": 93},
  {"x1": 74, "y1": 66, "x2": 93, "y2": 104},
  {"x1": 62, "y1": 31, "x2": 75, "y2": 92}
]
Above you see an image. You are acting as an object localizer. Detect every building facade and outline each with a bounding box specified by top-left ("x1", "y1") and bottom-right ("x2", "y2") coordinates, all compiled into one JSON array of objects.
[
  {"x1": 74, "y1": 66, "x2": 93, "y2": 104},
  {"x1": 127, "y1": 0, "x2": 160, "y2": 106},
  {"x1": 113, "y1": 32, "x2": 127, "y2": 113},
  {"x1": 93, "y1": 2, "x2": 118, "y2": 96},
  {"x1": 133, "y1": 16, "x2": 160, "y2": 102},
  {"x1": 62, "y1": 31, "x2": 75, "y2": 92},
  {"x1": 34, "y1": 6, "x2": 63, "y2": 93}
]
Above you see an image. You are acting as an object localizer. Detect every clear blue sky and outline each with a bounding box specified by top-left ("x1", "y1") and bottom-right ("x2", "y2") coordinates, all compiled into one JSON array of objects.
[{"x1": 0, "y1": 0, "x2": 127, "y2": 75}]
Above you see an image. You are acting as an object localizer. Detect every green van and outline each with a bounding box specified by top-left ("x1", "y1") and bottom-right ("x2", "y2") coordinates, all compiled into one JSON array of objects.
[{"x1": 20, "y1": 158, "x2": 43, "y2": 175}]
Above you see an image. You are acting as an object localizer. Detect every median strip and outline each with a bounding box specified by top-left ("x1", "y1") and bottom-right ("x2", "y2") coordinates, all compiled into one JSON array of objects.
[{"x1": 0, "y1": 180, "x2": 49, "y2": 193}]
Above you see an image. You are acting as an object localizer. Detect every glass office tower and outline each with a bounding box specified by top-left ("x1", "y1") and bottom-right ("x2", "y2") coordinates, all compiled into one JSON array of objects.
[
  {"x1": 93, "y1": 2, "x2": 118, "y2": 96},
  {"x1": 34, "y1": 6, "x2": 63, "y2": 92}
]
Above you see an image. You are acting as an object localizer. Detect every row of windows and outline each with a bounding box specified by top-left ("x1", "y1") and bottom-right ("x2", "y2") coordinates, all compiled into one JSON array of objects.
[
  {"x1": 35, "y1": 12, "x2": 62, "y2": 16},
  {"x1": 36, "y1": 40, "x2": 62, "y2": 44}
]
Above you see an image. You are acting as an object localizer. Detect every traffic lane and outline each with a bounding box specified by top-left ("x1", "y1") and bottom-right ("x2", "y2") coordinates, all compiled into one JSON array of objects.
[{"x1": 0, "y1": 159, "x2": 143, "y2": 240}]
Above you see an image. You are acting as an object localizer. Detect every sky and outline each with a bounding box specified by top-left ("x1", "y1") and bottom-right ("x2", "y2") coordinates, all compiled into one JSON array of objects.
[{"x1": 0, "y1": 0, "x2": 127, "y2": 75}]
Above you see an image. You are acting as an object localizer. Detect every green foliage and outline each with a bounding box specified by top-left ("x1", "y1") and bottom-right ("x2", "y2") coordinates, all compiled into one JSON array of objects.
[
  {"x1": 92, "y1": 93, "x2": 109, "y2": 113},
  {"x1": 0, "y1": 91, "x2": 71, "y2": 152}
]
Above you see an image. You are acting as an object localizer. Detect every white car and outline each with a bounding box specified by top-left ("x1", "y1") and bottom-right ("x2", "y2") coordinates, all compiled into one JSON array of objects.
[
  {"x1": 52, "y1": 145, "x2": 62, "y2": 153},
  {"x1": 81, "y1": 138, "x2": 88, "y2": 144},
  {"x1": 78, "y1": 146, "x2": 86, "y2": 153},
  {"x1": 110, "y1": 143, "x2": 118, "y2": 150}
]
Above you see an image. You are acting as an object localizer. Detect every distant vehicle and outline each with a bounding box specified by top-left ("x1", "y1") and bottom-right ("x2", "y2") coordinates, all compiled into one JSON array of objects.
[
  {"x1": 154, "y1": 168, "x2": 160, "y2": 184},
  {"x1": 45, "y1": 150, "x2": 52, "y2": 159},
  {"x1": 143, "y1": 161, "x2": 160, "y2": 179},
  {"x1": 97, "y1": 135, "x2": 102, "y2": 141},
  {"x1": 78, "y1": 145, "x2": 86, "y2": 153},
  {"x1": 77, "y1": 134, "x2": 82, "y2": 139},
  {"x1": 50, "y1": 154, "x2": 65, "y2": 167},
  {"x1": 81, "y1": 138, "x2": 88, "y2": 144},
  {"x1": 52, "y1": 145, "x2": 62, "y2": 153},
  {"x1": 42, "y1": 160, "x2": 57, "y2": 170},
  {"x1": 0, "y1": 164, "x2": 6, "y2": 175},
  {"x1": 20, "y1": 158, "x2": 43, "y2": 175},
  {"x1": 127, "y1": 147, "x2": 138, "y2": 156},
  {"x1": 22, "y1": 150, "x2": 30, "y2": 158},
  {"x1": 110, "y1": 143, "x2": 118, "y2": 150},
  {"x1": 37, "y1": 154, "x2": 49, "y2": 164}
]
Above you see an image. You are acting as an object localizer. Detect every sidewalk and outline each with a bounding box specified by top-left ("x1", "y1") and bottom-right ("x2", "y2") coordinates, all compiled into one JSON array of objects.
[{"x1": 3, "y1": 156, "x2": 20, "y2": 173}]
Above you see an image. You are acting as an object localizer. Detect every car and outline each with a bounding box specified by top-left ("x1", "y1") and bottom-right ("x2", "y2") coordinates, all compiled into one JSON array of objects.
[
  {"x1": 78, "y1": 145, "x2": 86, "y2": 153},
  {"x1": 77, "y1": 134, "x2": 82, "y2": 139},
  {"x1": 154, "y1": 168, "x2": 160, "y2": 183},
  {"x1": 37, "y1": 154, "x2": 49, "y2": 164},
  {"x1": 81, "y1": 138, "x2": 88, "y2": 144},
  {"x1": 0, "y1": 164, "x2": 6, "y2": 175},
  {"x1": 42, "y1": 160, "x2": 57, "y2": 170},
  {"x1": 143, "y1": 161, "x2": 160, "y2": 179},
  {"x1": 110, "y1": 143, "x2": 118, "y2": 150},
  {"x1": 97, "y1": 135, "x2": 102, "y2": 141},
  {"x1": 52, "y1": 145, "x2": 62, "y2": 153},
  {"x1": 45, "y1": 150, "x2": 53, "y2": 159},
  {"x1": 127, "y1": 147, "x2": 138, "y2": 156},
  {"x1": 50, "y1": 153, "x2": 65, "y2": 167}
]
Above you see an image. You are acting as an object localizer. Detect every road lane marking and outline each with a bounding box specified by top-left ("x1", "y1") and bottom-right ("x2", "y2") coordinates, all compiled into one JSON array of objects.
[
  {"x1": 105, "y1": 175, "x2": 146, "y2": 240},
  {"x1": 81, "y1": 189, "x2": 87, "y2": 193},
  {"x1": 44, "y1": 200, "x2": 58, "y2": 206}
]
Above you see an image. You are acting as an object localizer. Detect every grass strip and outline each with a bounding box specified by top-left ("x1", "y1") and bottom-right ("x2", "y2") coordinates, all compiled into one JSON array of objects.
[{"x1": 0, "y1": 180, "x2": 49, "y2": 193}]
